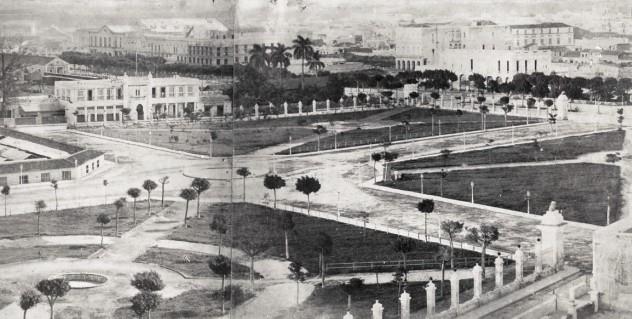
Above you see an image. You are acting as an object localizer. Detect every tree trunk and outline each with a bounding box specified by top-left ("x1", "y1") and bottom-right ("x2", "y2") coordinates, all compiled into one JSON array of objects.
[
  {"x1": 441, "y1": 261, "x2": 445, "y2": 296},
  {"x1": 218, "y1": 232, "x2": 223, "y2": 256},
  {"x1": 49, "y1": 302, "x2": 54, "y2": 319},
  {"x1": 450, "y1": 240, "x2": 455, "y2": 269},
  {"x1": 321, "y1": 251, "x2": 325, "y2": 287},
  {"x1": 273, "y1": 189, "x2": 277, "y2": 209},
  {"x1": 23, "y1": 309, "x2": 27, "y2": 319},
  {"x1": 161, "y1": 184, "x2": 165, "y2": 207},
  {"x1": 4, "y1": 196, "x2": 6, "y2": 217},
  {"x1": 250, "y1": 256, "x2": 255, "y2": 291},
  {"x1": 37, "y1": 213, "x2": 41, "y2": 236},
  {"x1": 147, "y1": 192, "x2": 151, "y2": 214},
  {"x1": 184, "y1": 201, "x2": 189, "y2": 227},
  {"x1": 347, "y1": 294, "x2": 351, "y2": 310},
  {"x1": 133, "y1": 199, "x2": 137, "y2": 224},
  {"x1": 301, "y1": 55, "x2": 305, "y2": 91},
  {"x1": 296, "y1": 281, "x2": 300, "y2": 305},
  {"x1": 100, "y1": 225, "x2": 104, "y2": 247},
  {"x1": 243, "y1": 178, "x2": 246, "y2": 202},
  {"x1": 307, "y1": 194, "x2": 310, "y2": 215},
  {"x1": 481, "y1": 244, "x2": 487, "y2": 278},
  {"x1": 54, "y1": 190, "x2": 58, "y2": 212},
  {"x1": 196, "y1": 193, "x2": 201, "y2": 218},
  {"x1": 115, "y1": 209, "x2": 119, "y2": 237},
  {"x1": 373, "y1": 161, "x2": 377, "y2": 183},
  {"x1": 284, "y1": 230, "x2": 290, "y2": 259},
  {"x1": 424, "y1": 213, "x2": 428, "y2": 241}
]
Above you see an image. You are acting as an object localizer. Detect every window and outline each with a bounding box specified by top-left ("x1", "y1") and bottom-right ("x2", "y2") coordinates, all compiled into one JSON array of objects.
[
  {"x1": 160, "y1": 87, "x2": 166, "y2": 98},
  {"x1": 516, "y1": 60, "x2": 520, "y2": 72},
  {"x1": 106, "y1": 89, "x2": 112, "y2": 100},
  {"x1": 168, "y1": 86, "x2": 175, "y2": 97},
  {"x1": 507, "y1": 61, "x2": 510, "y2": 72},
  {"x1": 178, "y1": 87, "x2": 184, "y2": 97},
  {"x1": 117, "y1": 88, "x2": 123, "y2": 99},
  {"x1": 470, "y1": 59, "x2": 473, "y2": 71},
  {"x1": 77, "y1": 90, "x2": 85, "y2": 101},
  {"x1": 152, "y1": 87, "x2": 156, "y2": 98},
  {"x1": 97, "y1": 160, "x2": 100, "y2": 168},
  {"x1": 498, "y1": 60, "x2": 501, "y2": 72},
  {"x1": 524, "y1": 60, "x2": 528, "y2": 73},
  {"x1": 97, "y1": 88, "x2": 104, "y2": 100},
  {"x1": 216, "y1": 59, "x2": 221, "y2": 65},
  {"x1": 187, "y1": 86, "x2": 194, "y2": 96},
  {"x1": 41, "y1": 172, "x2": 51, "y2": 182},
  {"x1": 86, "y1": 165, "x2": 89, "y2": 173},
  {"x1": 19, "y1": 175, "x2": 28, "y2": 184},
  {"x1": 535, "y1": 59, "x2": 538, "y2": 71}
]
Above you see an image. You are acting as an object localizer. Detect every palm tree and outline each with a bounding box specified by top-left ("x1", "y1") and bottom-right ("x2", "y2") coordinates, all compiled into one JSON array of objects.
[
  {"x1": 466, "y1": 224, "x2": 499, "y2": 277},
  {"x1": 96, "y1": 213, "x2": 111, "y2": 247},
  {"x1": 158, "y1": 176, "x2": 169, "y2": 207},
  {"x1": 191, "y1": 178, "x2": 210, "y2": 218},
  {"x1": 295, "y1": 175, "x2": 321, "y2": 214},
  {"x1": 371, "y1": 153, "x2": 382, "y2": 183},
  {"x1": 288, "y1": 262, "x2": 306, "y2": 305},
  {"x1": 271, "y1": 43, "x2": 292, "y2": 69},
  {"x1": 113, "y1": 198, "x2": 126, "y2": 237},
  {"x1": 127, "y1": 188, "x2": 141, "y2": 224},
  {"x1": 210, "y1": 213, "x2": 227, "y2": 255},
  {"x1": 208, "y1": 255, "x2": 231, "y2": 314},
  {"x1": 1, "y1": 185, "x2": 9, "y2": 217},
  {"x1": 35, "y1": 200, "x2": 46, "y2": 236},
  {"x1": 179, "y1": 188, "x2": 197, "y2": 227},
  {"x1": 264, "y1": 174, "x2": 286, "y2": 208},
  {"x1": 314, "y1": 232, "x2": 333, "y2": 287},
  {"x1": 236, "y1": 167, "x2": 251, "y2": 202},
  {"x1": 479, "y1": 104, "x2": 489, "y2": 131},
  {"x1": 281, "y1": 212, "x2": 295, "y2": 259},
  {"x1": 499, "y1": 96, "x2": 512, "y2": 126},
  {"x1": 248, "y1": 44, "x2": 269, "y2": 70},
  {"x1": 50, "y1": 180, "x2": 58, "y2": 212},
  {"x1": 417, "y1": 199, "x2": 435, "y2": 241},
  {"x1": 391, "y1": 237, "x2": 415, "y2": 280},
  {"x1": 441, "y1": 220, "x2": 464, "y2": 269},
  {"x1": 306, "y1": 50, "x2": 325, "y2": 77},
  {"x1": 142, "y1": 180, "x2": 158, "y2": 215},
  {"x1": 292, "y1": 35, "x2": 314, "y2": 90}
]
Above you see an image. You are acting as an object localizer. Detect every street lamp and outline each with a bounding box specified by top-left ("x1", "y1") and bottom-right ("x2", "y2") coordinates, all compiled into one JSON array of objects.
[
  {"x1": 526, "y1": 190, "x2": 531, "y2": 214},
  {"x1": 470, "y1": 181, "x2": 475, "y2": 203},
  {"x1": 103, "y1": 179, "x2": 109, "y2": 204}
]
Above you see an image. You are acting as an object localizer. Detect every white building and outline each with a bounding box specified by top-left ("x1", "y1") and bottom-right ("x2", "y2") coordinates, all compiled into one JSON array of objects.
[{"x1": 54, "y1": 73, "x2": 203, "y2": 125}]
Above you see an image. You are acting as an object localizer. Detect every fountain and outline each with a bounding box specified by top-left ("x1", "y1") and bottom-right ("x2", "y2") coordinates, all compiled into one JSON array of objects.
[{"x1": 49, "y1": 273, "x2": 108, "y2": 289}]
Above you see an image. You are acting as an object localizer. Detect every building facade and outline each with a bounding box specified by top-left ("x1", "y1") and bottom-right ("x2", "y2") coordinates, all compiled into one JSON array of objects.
[{"x1": 509, "y1": 23, "x2": 574, "y2": 49}]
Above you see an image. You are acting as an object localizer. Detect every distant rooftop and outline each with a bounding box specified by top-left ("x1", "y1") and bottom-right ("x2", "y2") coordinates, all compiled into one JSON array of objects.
[
  {"x1": 510, "y1": 22, "x2": 571, "y2": 29},
  {"x1": 139, "y1": 18, "x2": 228, "y2": 34},
  {"x1": 103, "y1": 25, "x2": 137, "y2": 34}
]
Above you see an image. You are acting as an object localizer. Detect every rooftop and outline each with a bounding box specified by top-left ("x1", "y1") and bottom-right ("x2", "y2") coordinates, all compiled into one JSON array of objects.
[
  {"x1": 139, "y1": 18, "x2": 228, "y2": 34},
  {"x1": 510, "y1": 22, "x2": 571, "y2": 29}
]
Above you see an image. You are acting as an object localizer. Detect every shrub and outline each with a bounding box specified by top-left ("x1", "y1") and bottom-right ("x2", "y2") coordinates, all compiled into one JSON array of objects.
[{"x1": 212, "y1": 285, "x2": 254, "y2": 305}]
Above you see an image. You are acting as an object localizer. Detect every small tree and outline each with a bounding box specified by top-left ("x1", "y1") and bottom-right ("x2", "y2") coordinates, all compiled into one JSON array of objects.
[
  {"x1": 439, "y1": 169, "x2": 448, "y2": 197},
  {"x1": 131, "y1": 271, "x2": 165, "y2": 292},
  {"x1": 35, "y1": 200, "x2": 46, "y2": 237},
  {"x1": 295, "y1": 175, "x2": 321, "y2": 214},
  {"x1": 50, "y1": 180, "x2": 59, "y2": 212},
  {"x1": 20, "y1": 289, "x2": 41, "y2": 319},
  {"x1": 455, "y1": 109, "x2": 464, "y2": 132},
  {"x1": 210, "y1": 214, "x2": 228, "y2": 255},
  {"x1": 158, "y1": 176, "x2": 169, "y2": 208},
  {"x1": 281, "y1": 212, "x2": 295, "y2": 259},
  {"x1": 341, "y1": 278, "x2": 364, "y2": 310},
  {"x1": 440, "y1": 149, "x2": 452, "y2": 167},
  {"x1": 96, "y1": 213, "x2": 111, "y2": 247},
  {"x1": 130, "y1": 291, "x2": 161, "y2": 319},
  {"x1": 35, "y1": 278, "x2": 70, "y2": 319},
  {"x1": 236, "y1": 167, "x2": 251, "y2": 202},
  {"x1": 1, "y1": 185, "x2": 9, "y2": 217},
  {"x1": 142, "y1": 180, "x2": 158, "y2": 215},
  {"x1": 617, "y1": 108, "x2": 624, "y2": 131},
  {"x1": 466, "y1": 224, "x2": 499, "y2": 278},
  {"x1": 391, "y1": 237, "x2": 415, "y2": 279},
  {"x1": 430, "y1": 92, "x2": 440, "y2": 107},
  {"x1": 313, "y1": 125, "x2": 328, "y2": 151},
  {"x1": 208, "y1": 255, "x2": 231, "y2": 313},
  {"x1": 127, "y1": 188, "x2": 141, "y2": 224},
  {"x1": 479, "y1": 104, "x2": 489, "y2": 131},
  {"x1": 314, "y1": 232, "x2": 333, "y2": 287},
  {"x1": 409, "y1": 92, "x2": 419, "y2": 105},
  {"x1": 371, "y1": 152, "x2": 383, "y2": 183},
  {"x1": 236, "y1": 223, "x2": 272, "y2": 291},
  {"x1": 288, "y1": 261, "x2": 306, "y2": 305},
  {"x1": 263, "y1": 174, "x2": 286, "y2": 208},
  {"x1": 417, "y1": 199, "x2": 435, "y2": 240},
  {"x1": 191, "y1": 178, "x2": 210, "y2": 218},
  {"x1": 113, "y1": 197, "x2": 126, "y2": 237},
  {"x1": 441, "y1": 220, "x2": 464, "y2": 269},
  {"x1": 499, "y1": 96, "x2": 513, "y2": 126},
  {"x1": 179, "y1": 188, "x2": 197, "y2": 227}
]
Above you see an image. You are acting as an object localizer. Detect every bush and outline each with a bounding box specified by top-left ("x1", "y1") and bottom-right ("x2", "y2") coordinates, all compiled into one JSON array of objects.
[{"x1": 212, "y1": 285, "x2": 254, "y2": 305}]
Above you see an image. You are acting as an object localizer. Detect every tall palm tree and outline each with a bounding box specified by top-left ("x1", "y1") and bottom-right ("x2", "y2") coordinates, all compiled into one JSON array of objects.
[
  {"x1": 292, "y1": 35, "x2": 314, "y2": 90},
  {"x1": 127, "y1": 188, "x2": 141, "y2": 224},
  {"x1": 271, "y1": 43, "x2": 292, "y2": 69},
  {"x1": 306, "y1": 50, "x2": 325, "y2": 77},
  {"x1": 248, "y1": 44, "x2": 269, "y2": 70},
  {"x1": 35, "y1": 200, "x2": 46, "y2": 237},
  {"x1": 179, "y1": 188, "x2": 197, "y2": 227},
  {"x1": 113, "y1": 198, "x2": 126, "y2": 237}
]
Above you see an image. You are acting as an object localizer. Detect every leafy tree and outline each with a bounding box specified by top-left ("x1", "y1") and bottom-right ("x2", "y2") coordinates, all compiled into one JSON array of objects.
[
  {"x1": 131, "y1": 271, "x2": 165, "y2": 292},
  {"x1": 191, "y1": 178, "x2": 210, "y2": 218},
  {"x1": 409, "y1": 92, "x2": 419, "y2": 105},
  {"x1": 487, "y1": 79, "x2": 499, "y2": 101},
  {"x1": 439, "y1": 169, "x2": 448, "y2": 196},
  {"x1": 96, "y1": 213, "x2": 111, "y2": 247},
  {"x1": 292, "y1": 35, "x2": 314, "y2": 90},
  {"x1": 295, "y1": 176, "x2": 321, "y2": 214},
  {"x1": 127, "y1": 188, "x2": 141, "y2": 224},
  {"x1": 417, "y1": 199, "x2": 435, "y2": 241},
  {"x1": 236, "y1": 223, "x2": 272, "y2": 290},
  {"x1": 441, "y1": 220, "x2": 464, "y2": 269},
  {"x1": 50, "y1": 180, "x2": 58, "y2": 212},
  {"x1": 288, "y1": 261, "x2": 306, "y2": 305},
  {"x1": 158, "y1": 176, "x2": 169, "y2": 208},
  {"x1": 313, "y1": 124, "x2": 327, "y2": 151},
  {"x1": 208, "y1": 255, "x2": 231, "y2": 313},
  {"x1": 1, "y1": 185, "x2": 9, "y2": 217},
  {"x1": 466, "y1": 224, "x2": 499, "y2": 278},
  {"x1": 35, "y1": 278, "x2": 70, "y2": 319},
  {"x1": 281, "y1": 212, "x2": 295, "y2": 259},
  {"x1": 512, "y1": 73, "x2": 532, "y2": 102},
  {"x1": 113, "y1": 197, "x2": 126, "y2": 237},
  {"x1": 391, "y1": 237, "x2": 415, "y2": 278},
  {"x1": 263, "y1": 174, "x2": 286, "y2": 208},
  {"x1": 130, "y1": 291, "x2": 161, "y2": 319},
  {"x1": 479, "y1": 104, "x2": 489, "y2": 131},
  {"x1": 35, "y1": 200, "x2": 46, "y2": 237},
  {"x1": 314, "y1": 232, "x2": 333, "y2": 287},
  {"x1": 248, "y1": 44, "x2": 269, "y2": 70},
  {"x1": 20, "y1": 289, "x2": 41, "y2": 319},
  {"x1": 469, "y1": 73, "x2": 486, "y2": 92},
  {"x1": 236, "y1": 167, "x2": 251, "y2": 202},
  {"x1": 371, "y1": 152, "x2": 383, "y2": 183},
  {"x1": 499, "y1": 96, "x2": 513, "y2": 126},
  {"x1": 210, "y1": 214, "x2": 228, "y2": 255},
  {"x1": 142, "y1": 180, "x2": 158, "y2": 215},
  {"x1": 179, "y1": 188, "x2": 197, "y2": 227},
  {"x1": 270, "y1": 43, "x2": 292, "y2": 70},
  {"x1": 430, "y1": 92, "x2": 440, "y2": 107},
  {"x1": 341, "y1": 278, "x2": 364, "y2": 310}
]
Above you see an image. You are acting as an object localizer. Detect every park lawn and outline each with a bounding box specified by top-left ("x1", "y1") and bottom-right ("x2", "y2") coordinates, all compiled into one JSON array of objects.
[
  {"x1": 278, "y1": 109, "x2": 531, "y2": 154},
  {"x1": 392, "y1": 130, "x2": 625, "y2": 170},
  {"x1": 113, "y1": 287, "x2": 254, "y2": 319},
  {"x1": 167, "y1": 203, "x2": 480, "y2": 274},
  {"x1": 0, "y1": 245, "x2": 101, "y2": 265},
  {"x1": 134, "y1": 247, "x2": 258, "y2": 279},
  {"x1": 384, "y1": 163, "x2": 621, "y2": 226},
  {"x1": 0, "y1": 200, "x2": 168, "y2": 239}
]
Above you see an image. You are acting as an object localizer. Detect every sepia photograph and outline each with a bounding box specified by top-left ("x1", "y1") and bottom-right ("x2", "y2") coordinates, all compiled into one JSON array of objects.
[{"x1": 0, "y1": 0, "x2": 632, "y2": 318}]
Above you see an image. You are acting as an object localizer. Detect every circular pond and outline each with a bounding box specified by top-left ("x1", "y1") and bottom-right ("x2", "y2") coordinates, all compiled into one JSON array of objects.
[{"x1": 49, "y1": 273, "x2": 108, "y2": 289}]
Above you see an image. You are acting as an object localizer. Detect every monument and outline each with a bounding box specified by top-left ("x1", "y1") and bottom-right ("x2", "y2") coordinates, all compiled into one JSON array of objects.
[
  {"x1": 555, "y1": 91, "x2": 569, "y2": 120},
  {"x1": 537, "y1": 201, "x2": 566, "y2": 270}
]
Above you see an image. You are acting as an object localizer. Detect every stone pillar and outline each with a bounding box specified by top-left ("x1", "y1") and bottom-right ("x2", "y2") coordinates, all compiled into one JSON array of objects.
[
  {"x1": 312, "y1": 100, "x2": 317, "y2": 113},
  {"x1": 284, "y1": 101, "x2": 288, "y2": 115},
  {"x1": 440, "y1": 95, "x2": 444, "y2": 109},
  {"x1": 339, "y1": 97, "x2": 344, "y2": 109},
  {"x1": 450, "y1": 96, "x2": 454, "y2": 109},
  {"x1": 298, "y1": 101, "x2": 303, "y2": 115},
  {"x1": 450, "y1": 269, "x2": 459, "y2": 309},
  {"x1": 353, "y1": 96, "x2": 357, "y2": 109},
  {"x1": 400, "y1": 290, "x2": 411, "y2": 319},
  {"x1": 535, "y1": 238, "x2": 543, "y2": 274},
  {"x1": 472, "y1": 263, "x2": 483, "y2": 299},
  {"x1": 470, "y1": 94, "x2": 474, "y2": 110},
  {"x1": 495, "y1": 253, "x2": 504, "y2": 289},
  {"x1": 589, "y1": 276, "x2": 600, "y2": 313},
  {"x1": 269, "y1": 102, "x2": 274, "y2": 114},
  {"x1": 537, "y1": 201, "x2": 566, "y2": 271},
  {"x1": 371, "y1": 300, "x2": 383, "y2": 319},
  {"x1": 514, "y1": 245, "x2": 524, "y2": 282},
  {"x1": 426, "y1": 280, "x2": 436, "y2": 317},
  {"x1": 254, "y1": 103, "x2": 259, "y2": 118},
  {"x1": 343, "y1": 311, "x2": 353, "y2": 319},
  {"x1": 326, "y1": 99, "x2": 331, "y2": 112}
]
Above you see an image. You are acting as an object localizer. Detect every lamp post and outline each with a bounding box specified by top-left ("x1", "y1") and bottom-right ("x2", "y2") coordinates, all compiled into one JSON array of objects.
[
  {"x1": 420, "y1": 173, "x2": 424, "y2": 194},
  {"x1": 103, "y1": 179, "x2": 109, "y2": 205},
  {"x1": 607, "y1": 194, "x2": 611, "y2": 225},
  {"x1": 526, "y1": 190, "x2": 531, "y2": 214},
  {"x1": 470, "y1": 181, "x2": 475, "y2": 203},
  {"x1": 289, "y1": 136, "x2": 292, "y2": 155}
]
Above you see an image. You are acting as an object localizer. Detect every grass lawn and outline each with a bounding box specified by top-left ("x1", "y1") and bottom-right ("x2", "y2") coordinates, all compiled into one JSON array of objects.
[
  {"x1": 113, "y1": 287, "x2": 254, "y2": 319},
  {"x1": 278, "y1": 109, "x2": 531, "y2": 154},
  {"x1": 134, "y1": 247, "x2": 258, "y2": 279},
  {"x1": 384, "y1": 163, "x2": 621, "y2": 225},
  {"x1": 167, "y1": 203, "x2": 480, "y2": 274},
  {"x1": 0, "y1": 245, "x2": 101, "y2": 265},
  {"x1": 0, "y1": 200, "x2": 168, "y2": 239},
  {"x1": 392, "y1": 130, "x2": 625, "y2": 170}
]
